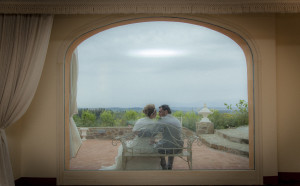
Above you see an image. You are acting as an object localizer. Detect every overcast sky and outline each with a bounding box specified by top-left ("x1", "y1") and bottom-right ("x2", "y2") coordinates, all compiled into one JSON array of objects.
[{"x1": 76, "y1": 21, "x2": 247, "y2": 109}]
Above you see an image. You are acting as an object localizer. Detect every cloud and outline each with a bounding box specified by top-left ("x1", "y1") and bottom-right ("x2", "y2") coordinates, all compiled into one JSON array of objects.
[{"x1": 76, "y1": 21, "x2": 248, "y2": 108}]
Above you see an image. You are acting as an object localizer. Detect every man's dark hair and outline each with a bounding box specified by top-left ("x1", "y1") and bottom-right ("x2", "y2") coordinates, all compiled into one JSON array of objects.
[{"x1": 159, "y1": 104, "x2": 172, "y2": 114}]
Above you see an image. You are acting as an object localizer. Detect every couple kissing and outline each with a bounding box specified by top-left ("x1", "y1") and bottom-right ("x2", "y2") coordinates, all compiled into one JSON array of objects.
[{"x1": 101, "y1": 104, "x2": 183, "y2": 170}]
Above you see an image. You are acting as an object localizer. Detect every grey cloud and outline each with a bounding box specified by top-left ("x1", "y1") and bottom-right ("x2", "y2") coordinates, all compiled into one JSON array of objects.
[{"x1": 76, "y1": 21, "x2": 248, "y2": 108}]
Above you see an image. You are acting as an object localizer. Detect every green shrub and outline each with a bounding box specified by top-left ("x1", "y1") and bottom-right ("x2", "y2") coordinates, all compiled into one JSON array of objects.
[
  {"x1": 73, "y1": 110, "x2": 96, "y2": 127},
  {"x1": 172, "y1": 111, "x2": 201, "y2": 131},
  {"x1": 123, "y1": 110, "x2": 138, "y2": 125},
  {"x1": 100, "y1": 110, "x2": 115, "y2": 126},
  {"x1": 209, "y1": 100, "x2": 248, "y2": 129}
]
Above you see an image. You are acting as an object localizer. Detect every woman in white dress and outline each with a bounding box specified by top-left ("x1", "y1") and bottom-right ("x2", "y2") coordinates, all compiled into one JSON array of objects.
[{"x1": 101, "y1": 104, "x2": 161, "y2": 170}]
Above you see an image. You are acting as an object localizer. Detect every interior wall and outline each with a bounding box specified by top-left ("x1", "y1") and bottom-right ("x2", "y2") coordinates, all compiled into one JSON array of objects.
[
  {"x1": 219, "y1": 14, "x2": 278, "y2": 177},
  {"x1": 276, "y1": 14, "x2": 300, "y2": 172},
  {"x1": 18, "y1": 47, "x2": 57, "y2": 177},
  {"x1": 5, "y1": 13, "x2": 300, "y2": 180}
]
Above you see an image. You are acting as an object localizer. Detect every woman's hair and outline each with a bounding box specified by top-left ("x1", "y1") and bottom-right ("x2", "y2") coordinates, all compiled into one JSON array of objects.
[{"x1": 143, "y1": 104, "x2": 156, "y2": 117}]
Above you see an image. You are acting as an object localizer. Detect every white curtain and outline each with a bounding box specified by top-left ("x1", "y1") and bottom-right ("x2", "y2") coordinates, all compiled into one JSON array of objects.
[
  {"x1": 0, "y1": 14, "x2": 53, "y2": 186},
  {"x1": 69, "y1": 49, "x2": 82, "y2": 158}
]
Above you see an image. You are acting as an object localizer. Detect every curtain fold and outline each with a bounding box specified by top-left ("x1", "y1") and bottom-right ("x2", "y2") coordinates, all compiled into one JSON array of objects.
[
  {"x1": 0, "y1": 14, "x2": 53, "y2": 186},
  {"x1": 69, "y1": 49, "x2": 82, "y2": 158}
]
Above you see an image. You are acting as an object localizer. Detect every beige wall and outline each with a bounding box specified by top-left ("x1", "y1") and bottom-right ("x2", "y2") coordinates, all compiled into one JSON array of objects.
[
  {"x1": 5, "y1": 13, "x2": 300, "y2": 181},
  {"x1": 276, "y1": 14, "x2": 300, "y2": 172},
  {"x1": 19, "y1": 46, "x2": 57, "y2": 177}
]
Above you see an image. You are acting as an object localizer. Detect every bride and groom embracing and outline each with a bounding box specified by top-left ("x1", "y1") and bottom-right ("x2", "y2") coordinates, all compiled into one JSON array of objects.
[{"x1": 101, "y1": 104, "x2": 183, "y2": 170}]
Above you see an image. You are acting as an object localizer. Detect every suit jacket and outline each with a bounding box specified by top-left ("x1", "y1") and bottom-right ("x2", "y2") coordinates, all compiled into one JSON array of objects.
[{"x1": 155, "y1": 114, "x2": 184, "y2": 150}]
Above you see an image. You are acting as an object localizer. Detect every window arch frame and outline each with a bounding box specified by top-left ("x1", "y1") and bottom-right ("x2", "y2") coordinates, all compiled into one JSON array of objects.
[{"x1": 58, "y1": 15, "x2": 260, "y2": 185}]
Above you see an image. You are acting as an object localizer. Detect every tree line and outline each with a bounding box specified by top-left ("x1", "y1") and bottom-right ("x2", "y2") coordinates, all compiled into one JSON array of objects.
[{"x1": 73, "y1": 100, "x2": 249, "y2": 131}]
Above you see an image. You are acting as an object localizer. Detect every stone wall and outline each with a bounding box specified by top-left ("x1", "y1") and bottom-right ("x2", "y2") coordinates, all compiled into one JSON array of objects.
[
  {"x1": 196, "y1": 121, "x2": 214, "y2": 135},
  {"x1": 77, "y1": 127, "x2": 133, "y2": 139},
  {"x1": 78, "y1": 126, "x2": 194, "y2": 139}
]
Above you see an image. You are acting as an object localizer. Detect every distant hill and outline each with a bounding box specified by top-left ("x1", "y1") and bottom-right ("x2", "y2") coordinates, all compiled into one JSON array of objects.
[
  {"x1": 172, "y1": 106, "x2": 231, "y2": 113},
  {"x1": 105, "y1": 107, "x2": 143, "y2": 112},
  {"x1": 79, "y1": 106, "x2": 232, "y2": 113}
]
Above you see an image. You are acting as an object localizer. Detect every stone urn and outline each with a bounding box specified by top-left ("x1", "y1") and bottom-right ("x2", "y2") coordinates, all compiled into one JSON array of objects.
[
  {"x1": 198, "y1": 104, "x2": 213, "y2": 122},
  {"x1": 80, "y1": 127, "x2": 89, "y2": 141},
  {"x1": 196, "y1": 104, "x2": 214, "y2": 135}
]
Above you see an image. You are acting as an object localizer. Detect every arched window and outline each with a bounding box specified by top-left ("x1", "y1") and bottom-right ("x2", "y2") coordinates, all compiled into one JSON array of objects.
[{"x1": 62, "y1": 17, "x2": 256, "y2": 185}]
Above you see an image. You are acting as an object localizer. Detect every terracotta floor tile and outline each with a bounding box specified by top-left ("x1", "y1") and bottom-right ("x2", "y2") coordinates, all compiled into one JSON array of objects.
[{"x1": 70, "y1": 139, "x2": 249, "y2": 170}]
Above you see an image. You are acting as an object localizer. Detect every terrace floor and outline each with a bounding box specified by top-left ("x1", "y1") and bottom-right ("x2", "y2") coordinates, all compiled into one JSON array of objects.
[{"x1": 70, "y1": 139, "x2": 249, "y2": 170}]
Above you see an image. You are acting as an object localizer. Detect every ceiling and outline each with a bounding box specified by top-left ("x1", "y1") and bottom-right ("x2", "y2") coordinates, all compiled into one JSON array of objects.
[{"x1": 1, "y1": 0, "x2": 300, "y2": 14}]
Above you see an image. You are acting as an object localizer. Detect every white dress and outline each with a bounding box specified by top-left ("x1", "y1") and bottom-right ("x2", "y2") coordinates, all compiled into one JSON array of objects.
[{"x1": 100, "y1": 117, "x2": 161, "y2": 170}]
